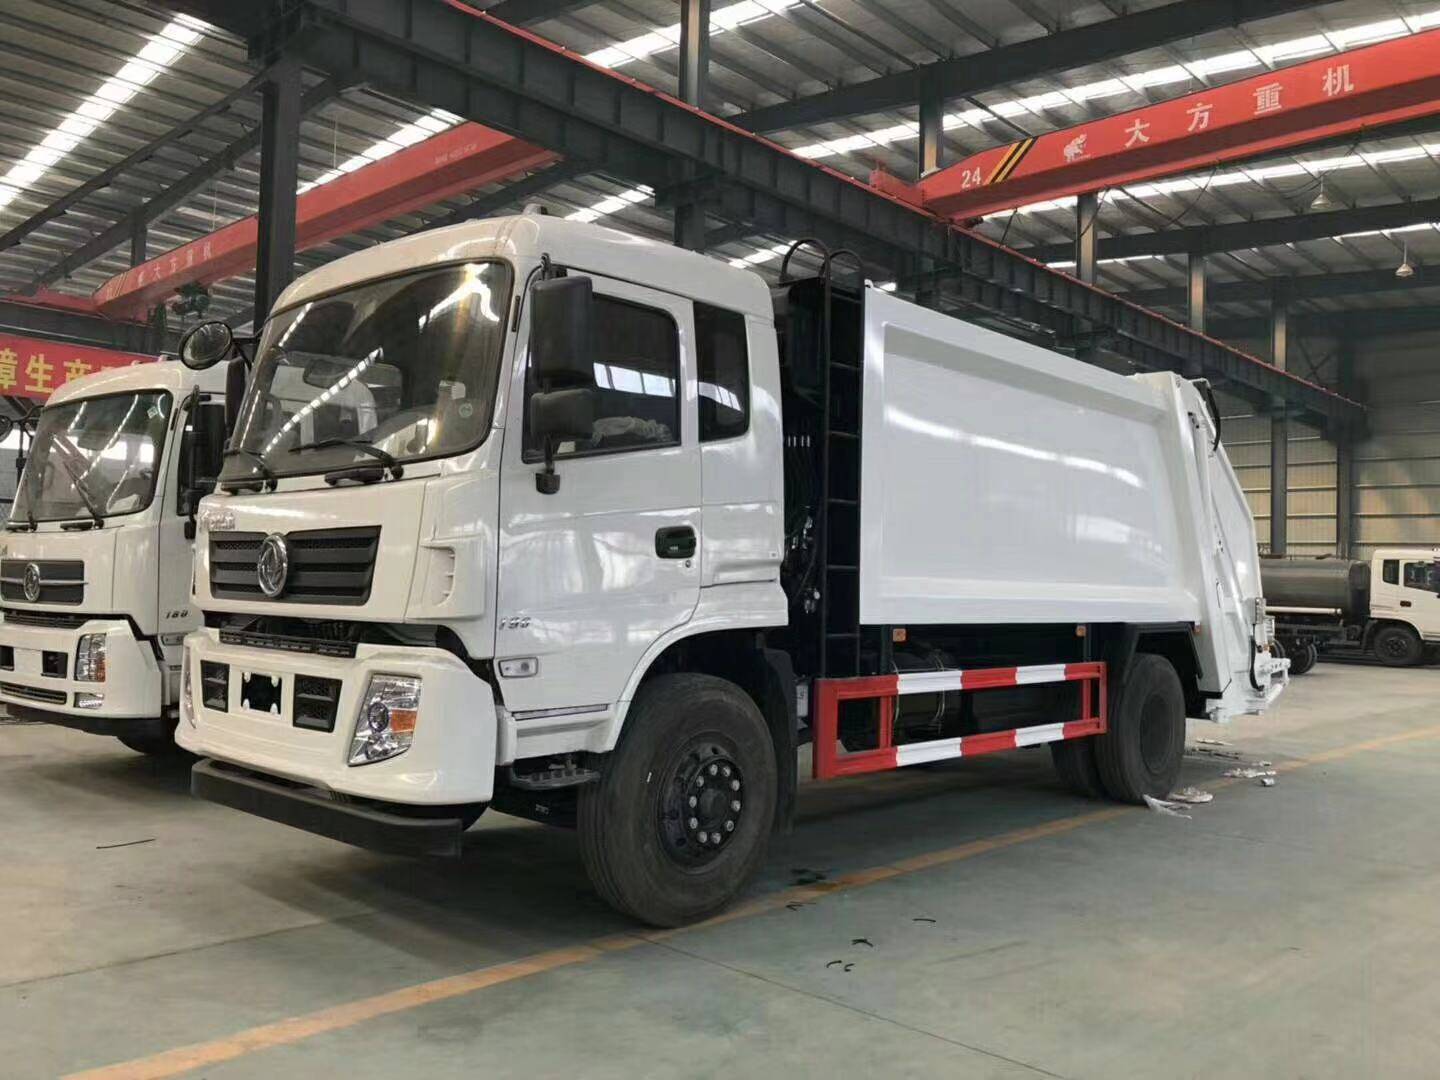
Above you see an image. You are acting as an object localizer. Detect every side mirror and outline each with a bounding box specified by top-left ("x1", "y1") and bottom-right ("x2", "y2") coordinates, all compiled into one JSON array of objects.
[
  {"x1": 179, "y1": 321, "x2": 235, "y2": 370},
  {"x1": 528, "y1": 275, "x2": 595, "y2": 495},
  {"x1": 529, "y1": 276, "x2": 594, "y2": 386}
]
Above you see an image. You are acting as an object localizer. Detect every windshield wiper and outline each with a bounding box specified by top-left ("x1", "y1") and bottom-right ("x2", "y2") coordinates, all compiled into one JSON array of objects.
[
  {"x1": 221, "y1": 447, "x2": 278, "y2": 492},
  {"x1": 52, "y1": 455, "x2": 104, "y2": 528},
  {"x1": 289, "y1": 436, "x2": 403, "y2": 480}
]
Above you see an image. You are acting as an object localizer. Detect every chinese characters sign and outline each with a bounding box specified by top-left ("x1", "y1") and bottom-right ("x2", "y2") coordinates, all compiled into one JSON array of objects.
[
  {"x1": 0, "y1": 334, "x2": 151, "y2": 402},
  {"x1": 914, "y1": 28, "x2": 1440, "y2": 221}
]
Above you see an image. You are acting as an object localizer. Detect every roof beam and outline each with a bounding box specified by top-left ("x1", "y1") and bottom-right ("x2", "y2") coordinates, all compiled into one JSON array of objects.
[
  {"x1": 480, "y1": 0, "x2": 601, "y2": 24},
  {"x1": 1024, "y1": 194, "x2": 1440, "y2": 263},
  {"x1": 1211, "y1": 305, "x2": 1440, "y2": 342},
  {"x1": 733, "y1": 0, "x2": 1323, "y2": 133},
  {"x1": 0, "y1": 68, "x2": 272, "y2": 256},
  {"x1": 24, "y1": 75, "x2": 347, "y2": 293},
  {"x1": 175, "y1": 0, "x2": 1361, "y2": 432},
  {"x1": 1124, "y1": 266, "x2": 1437, "y2": 309},
  {"x1": 0, "y1": 295, "x2": 171, "y2": 353}
]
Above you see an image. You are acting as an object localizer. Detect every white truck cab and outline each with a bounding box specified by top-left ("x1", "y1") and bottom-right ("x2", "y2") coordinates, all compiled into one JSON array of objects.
[
  {"x1": 0, "y1": 360, "x2": 228, "y2": 752},
  {"x1": 178, "y1": 213, "x2": 1283, "y2": 925},
  {"x1": 1369, "y1": 549, "x2": 1440, "y2": 640}
]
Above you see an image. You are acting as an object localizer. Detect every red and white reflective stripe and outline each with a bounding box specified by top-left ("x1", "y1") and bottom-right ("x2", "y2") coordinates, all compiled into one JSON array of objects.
[{"x1": 811, "y1": 660, "x2": 1107, "y2": 780}]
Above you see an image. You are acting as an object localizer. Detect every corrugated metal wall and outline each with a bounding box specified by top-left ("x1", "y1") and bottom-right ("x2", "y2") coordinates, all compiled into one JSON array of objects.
[{"x1": 1216, "y1": 332, "x2": 1440, "y2": 559}]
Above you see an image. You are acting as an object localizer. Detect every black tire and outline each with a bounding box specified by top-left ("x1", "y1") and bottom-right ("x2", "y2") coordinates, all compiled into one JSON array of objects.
[
  {"x1": 1306, "y1": 643, "x2": 1320, "y2": 670},
  {"x1": 578, "y1": 673, "x2": 776, "y2": 927},
  {"x1": 1374, "y1": 624, "x2": 1423, "y2": 667},
  {"x1": 1287, "y1": 642, "x2": 1316, "y2": 676},
  {"x1": 1093, "y1": 653, "x2": 1186, "y2": 804},
  {"x1": 1049, "y1": 738, "x2": 1105, "y2": 799}
]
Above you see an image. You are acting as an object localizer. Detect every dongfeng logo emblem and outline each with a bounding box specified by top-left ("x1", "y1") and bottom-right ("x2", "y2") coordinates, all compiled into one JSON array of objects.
[
  {"x1": 21, "y1": 562, "x2": 41, "y2": 603},
  {"x1": 256, "y1": 534, "x2": 290, "y2": 599}
]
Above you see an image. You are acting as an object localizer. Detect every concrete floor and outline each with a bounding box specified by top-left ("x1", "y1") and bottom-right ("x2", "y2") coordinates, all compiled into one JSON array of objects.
[{"x1": 4, "y1": 663, "x2": 1440, "y2": 1079}]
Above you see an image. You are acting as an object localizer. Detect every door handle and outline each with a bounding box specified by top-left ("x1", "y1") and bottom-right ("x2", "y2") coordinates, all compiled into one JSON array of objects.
[
  {"x1": 655, "y1": 526, "x2": 697, "y2": 560},
  {"x1": 1401, "y1": 600, "x2": 1413, "y2": 608}
]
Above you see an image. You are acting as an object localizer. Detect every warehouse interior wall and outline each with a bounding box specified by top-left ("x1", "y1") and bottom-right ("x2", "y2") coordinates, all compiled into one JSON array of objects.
[{"x1": 1217, "y1": 331, "x2": 1440, "y2": 561}]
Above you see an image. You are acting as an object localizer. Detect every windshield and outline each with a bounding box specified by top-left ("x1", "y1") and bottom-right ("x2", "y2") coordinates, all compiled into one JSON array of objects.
[
  {"x1": 222, "y1": 260, "x2": 513, "y2": 482},
  {"x1": 11, "y1": 391, "x2": 173, "y2": 525}
]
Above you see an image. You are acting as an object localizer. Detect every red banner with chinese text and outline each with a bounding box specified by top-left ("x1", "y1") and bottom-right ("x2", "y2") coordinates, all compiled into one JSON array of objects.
[
  {"x1": 915, "y1": 28, "x2": 1440, "y2": 220},
  {"x1": 0, "y1": 334, "x2": 152, "y2": 402}
]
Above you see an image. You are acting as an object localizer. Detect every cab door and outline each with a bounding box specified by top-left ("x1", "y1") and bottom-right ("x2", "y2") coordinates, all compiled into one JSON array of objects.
[
  {"x1": 1399, "y1": 558, "x2": 1440, "y2": 639},
  {"x1": 495, "y1": 275, "x2": 700, "y2": 715}
]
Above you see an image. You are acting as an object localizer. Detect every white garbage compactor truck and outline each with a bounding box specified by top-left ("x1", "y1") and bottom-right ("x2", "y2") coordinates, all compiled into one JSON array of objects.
[
  {"x1": 176, "y1": 213, "x2": 1287, "y2": 925},
  {"x1": 0, "y1": 359, "x2": 229, "y2": 753}
]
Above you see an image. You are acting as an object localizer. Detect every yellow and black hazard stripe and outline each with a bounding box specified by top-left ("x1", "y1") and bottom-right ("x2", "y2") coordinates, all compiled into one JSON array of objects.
[{"x1": 987, "y1": 137, "x2": 1037, "y2": 185}]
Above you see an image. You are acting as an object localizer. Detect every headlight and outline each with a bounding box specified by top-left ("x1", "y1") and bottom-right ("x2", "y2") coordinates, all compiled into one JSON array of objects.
[
  {"x1": 348, "y1": 675, "x2": 421, "y2": 766},
  {"x1": 75, "y1": 633, "x2": 107, "y2": 683},
  {"x1": 181, "y1": 643, "x2": 195, "y2": 727}
]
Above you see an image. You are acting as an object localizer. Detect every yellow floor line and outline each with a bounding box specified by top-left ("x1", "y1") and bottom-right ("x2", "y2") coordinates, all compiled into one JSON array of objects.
[{"x1": 68, "y1": 720, "x2": 1440, "y2": 1080}]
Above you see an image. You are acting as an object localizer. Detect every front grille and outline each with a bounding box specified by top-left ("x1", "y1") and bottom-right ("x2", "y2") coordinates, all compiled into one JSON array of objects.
[
  {"x1": 2, "y1": 608, "x2": 89, "y2": 629},
  {"x1": 1, "y1": 682, "x2": 66, "y2": 705},
  {"x1": 0, "y1": 560, "x2": 83, "y2": 605},
  {"x1": 218, "y1": 628, "x2": 358, "y2": 658},
  {"x1": 210, "y1": 527, "x2": 380, "y2": 606},
  {"x1": 293, "y1": 675, "x2": 342, "y2": 732}
]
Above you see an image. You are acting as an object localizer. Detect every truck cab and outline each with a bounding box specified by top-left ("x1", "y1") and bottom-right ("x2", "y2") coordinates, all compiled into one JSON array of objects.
[
  {"x1": 0, "y1": 360, "x2": 228, "y2": 752},
  {"x1": 1369, "y1": 547, "x2": 1440, "y2": 662}
]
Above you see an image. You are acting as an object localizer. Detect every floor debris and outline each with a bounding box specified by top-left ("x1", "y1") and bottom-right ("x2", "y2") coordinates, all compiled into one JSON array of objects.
[
  {"x1": 913, "y1": 917, "x2": 937, "y2": 924},
  {"x1": 1169, "y1": 787, "x2": 1214, "y2": 804},
  {"x1": 1259, "y1": 777, "x2": 1277, "y2": 788},
  {"x1": 851, "y1": 938, "x2": 873, "y2": 948},
  {"x1": 1196, "y1": 737, "x2": 1231, "y2": 747},
  {"x1": 1191, "y1": 746, "x2": 1244, "y2": 760},
  {"x1": 1143, "y1": 794, "x2": 1192, "y2": 818},
  {"x1": 95, "y1": 838, "x2": 156, "y2": 850},
  {"x1": 1222, "y1": 767, "x2": 1277, "y2": 779}
]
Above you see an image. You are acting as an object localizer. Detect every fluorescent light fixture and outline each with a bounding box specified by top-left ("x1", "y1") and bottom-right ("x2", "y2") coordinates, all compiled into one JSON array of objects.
[
  {"x1": 297, "y1": 107, "x2": 465, "y2": 194},
  {"x1": 586, "y1": 0, "x2": 799, "y2": 69},
  {"x1": 0, "y1": 14, "x2": 205, "y2": 212}
]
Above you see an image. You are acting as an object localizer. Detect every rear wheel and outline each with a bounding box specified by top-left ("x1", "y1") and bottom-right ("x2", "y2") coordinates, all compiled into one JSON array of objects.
[
  {"x1": 578, "y1": 673, "x2": 776, "y2": 927},
  {"x1": 1374, "y1": 625, "x2": 1423, "y2": 667},
  {"x1": 1094, "y1": 653, "x2": 1185, "y2": 804},
  {"x1": 1287, "y1": 642, "x2": 1317, "y2": 676}
]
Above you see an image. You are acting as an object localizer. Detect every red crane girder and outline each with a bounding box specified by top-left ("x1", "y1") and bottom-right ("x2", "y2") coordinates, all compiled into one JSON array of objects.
[{"x1": 902, "y1": 29, "x2": 1440, "y2": 221}]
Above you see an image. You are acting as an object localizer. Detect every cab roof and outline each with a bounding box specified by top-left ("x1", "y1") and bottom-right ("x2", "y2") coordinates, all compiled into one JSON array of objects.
[
  {"x1": 45, "y1": 356, "x2": 226, "y2": 408},
  {"x1": 271, "y1": 213, "x2": 775, "y2": 323}
]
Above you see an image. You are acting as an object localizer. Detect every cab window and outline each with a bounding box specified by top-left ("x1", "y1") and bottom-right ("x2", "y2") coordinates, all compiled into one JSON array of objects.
[
  {"x1": 177, "y1": 402, "x2": 227, "y2": 516},
  {"x1": 1382, "y1": 559, "x2": 1399, "y2": 586},
  {"x1": 696, "y1": 303, "x2": 749, "y2": 442},
  {"x1": 1403, "y1": 562, "x2": 1437, "y2": 592},
  {"x1": 524, "y1": 294, "x2": 679, "y2": 459}
]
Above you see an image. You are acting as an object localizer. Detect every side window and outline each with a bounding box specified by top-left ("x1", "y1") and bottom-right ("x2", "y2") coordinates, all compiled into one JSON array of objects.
[
  {"x1": 1403, "y1": 563, "x2": 1436, "y2": 592},
  {"x1": 525, "y1": 293, "x2": 679, "y2": 459},
  {"x1": 177, "y1": 403, "x2": 228, "y2": 516},
  {"x1": 696, "y1": 303, "x2": 749, "y2": 442},
  {"x1": 1382, "y1": 559, "x2": 1399, "y2": 586}
]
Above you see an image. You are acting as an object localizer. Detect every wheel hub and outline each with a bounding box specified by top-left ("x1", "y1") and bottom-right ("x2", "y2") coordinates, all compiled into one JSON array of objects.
[{"x1": 659, "y1": 744, "x2": 743, "y2": 867}]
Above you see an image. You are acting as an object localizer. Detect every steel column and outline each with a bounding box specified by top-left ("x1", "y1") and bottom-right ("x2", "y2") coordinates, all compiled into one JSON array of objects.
[
  {"x1": 918, "y1": 75, "x2": 944, "y2": 179},
  {"x1": 253, "y1": 60, "x2": 302, "y2": 322},
  {"x1": 1335, "y1": 340, "x2": 1357, "y2": 557},
  {"x1": 129, "y1": 219, "x2": 147, "y2": 268},
  {"x1": 1074, "y1": 192, "x2": 1099, "y2": 363},
  {"x1": 1184, "y1": 252, "x2": 1206, "y2": 378},
  {"x1": 1269, "y1": 299, "x2": 1289, "y2": 556},
  {"x1": 673, "y1": 0, "x2": 711, "y2": 252}
]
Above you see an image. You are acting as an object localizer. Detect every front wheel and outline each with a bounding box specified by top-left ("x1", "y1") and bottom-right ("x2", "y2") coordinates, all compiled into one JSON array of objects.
[
  {"x1": 1093, "y1": 653, "x2": 1185, "y2": 804},
  {"x1": 578, "y1": 673, "x2": 777, "y2": 927},
  {"x1": 1374, "y1": 625, "x2": 1423, "y2": 667}
]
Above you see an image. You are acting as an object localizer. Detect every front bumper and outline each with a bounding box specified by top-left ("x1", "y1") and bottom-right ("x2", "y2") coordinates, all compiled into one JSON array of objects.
[
  {"x1": 177, "y1": 628, "x2": 499, "y2": 806},
  {"x1": 0, "y1": 617, "x2": 163, "y2": 724},
  {"x1": 192, "y1": 759, "x2": 467, "y2": 857}
]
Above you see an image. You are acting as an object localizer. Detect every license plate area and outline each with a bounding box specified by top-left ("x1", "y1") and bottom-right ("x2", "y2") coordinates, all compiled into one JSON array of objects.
[{"x1": 239, "y1": 670, "x2": 285, "y2": 716}]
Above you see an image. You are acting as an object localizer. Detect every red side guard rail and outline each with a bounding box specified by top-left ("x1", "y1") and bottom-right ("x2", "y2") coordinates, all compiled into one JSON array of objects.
[{"x1": 812, "y1": 662, "x2": 1107, "y2": 780}]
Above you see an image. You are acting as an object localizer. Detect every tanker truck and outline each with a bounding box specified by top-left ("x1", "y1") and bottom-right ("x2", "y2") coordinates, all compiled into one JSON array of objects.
[
  {"x1": 1262, "y1": 550, "x2": 1440, "y2": 670},
  {"x1": 172, "y1": 213, "x2": 1286, "y2": 926},
  {"x1": 0, "y1": 358, "x2": 229, "y2": 752}
]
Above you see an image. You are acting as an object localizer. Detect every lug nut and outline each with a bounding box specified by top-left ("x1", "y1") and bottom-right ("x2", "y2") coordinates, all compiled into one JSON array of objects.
[
  {"x1": 696, "y1": 775, "x2": 705, "y2": 787},
  {"x1": 725, "y1": 820, "x2": 735, "y2": 832},
  {"x1": 730, "y1": 779, "x2": 740, "y2": 791},
  {"x1": 688, "y1": 817, "x2": 698, "y2": 829},
  {"x1": 708, "y1": 763, "x2": 718, "y2": 776},
  {"x1": 722, "y1": 765, "x2": 732, "y2": 777},
  {"x1": 688, "y1": 795, "x2": 697, "y2": 808},
  {"x1": 698, "y1": 830, "x2": 709, "y2": 843}
]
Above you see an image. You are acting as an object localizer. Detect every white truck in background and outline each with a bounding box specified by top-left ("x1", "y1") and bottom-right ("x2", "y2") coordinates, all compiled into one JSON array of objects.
[
  {"x1": 0, "y1": 360, "x2": 228, "y2": 754},
  {"x1": 1263, "y1": 550, "x2": 1440, "y2": 670},
  {"x1": 174, "y1": 213, "x2": 1286, "y2": 926}
]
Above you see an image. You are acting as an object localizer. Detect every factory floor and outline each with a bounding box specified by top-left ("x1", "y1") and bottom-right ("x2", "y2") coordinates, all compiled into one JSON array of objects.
[{"x1": 4, "y1": 663, "x2": 1439, "y2": 1079}]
